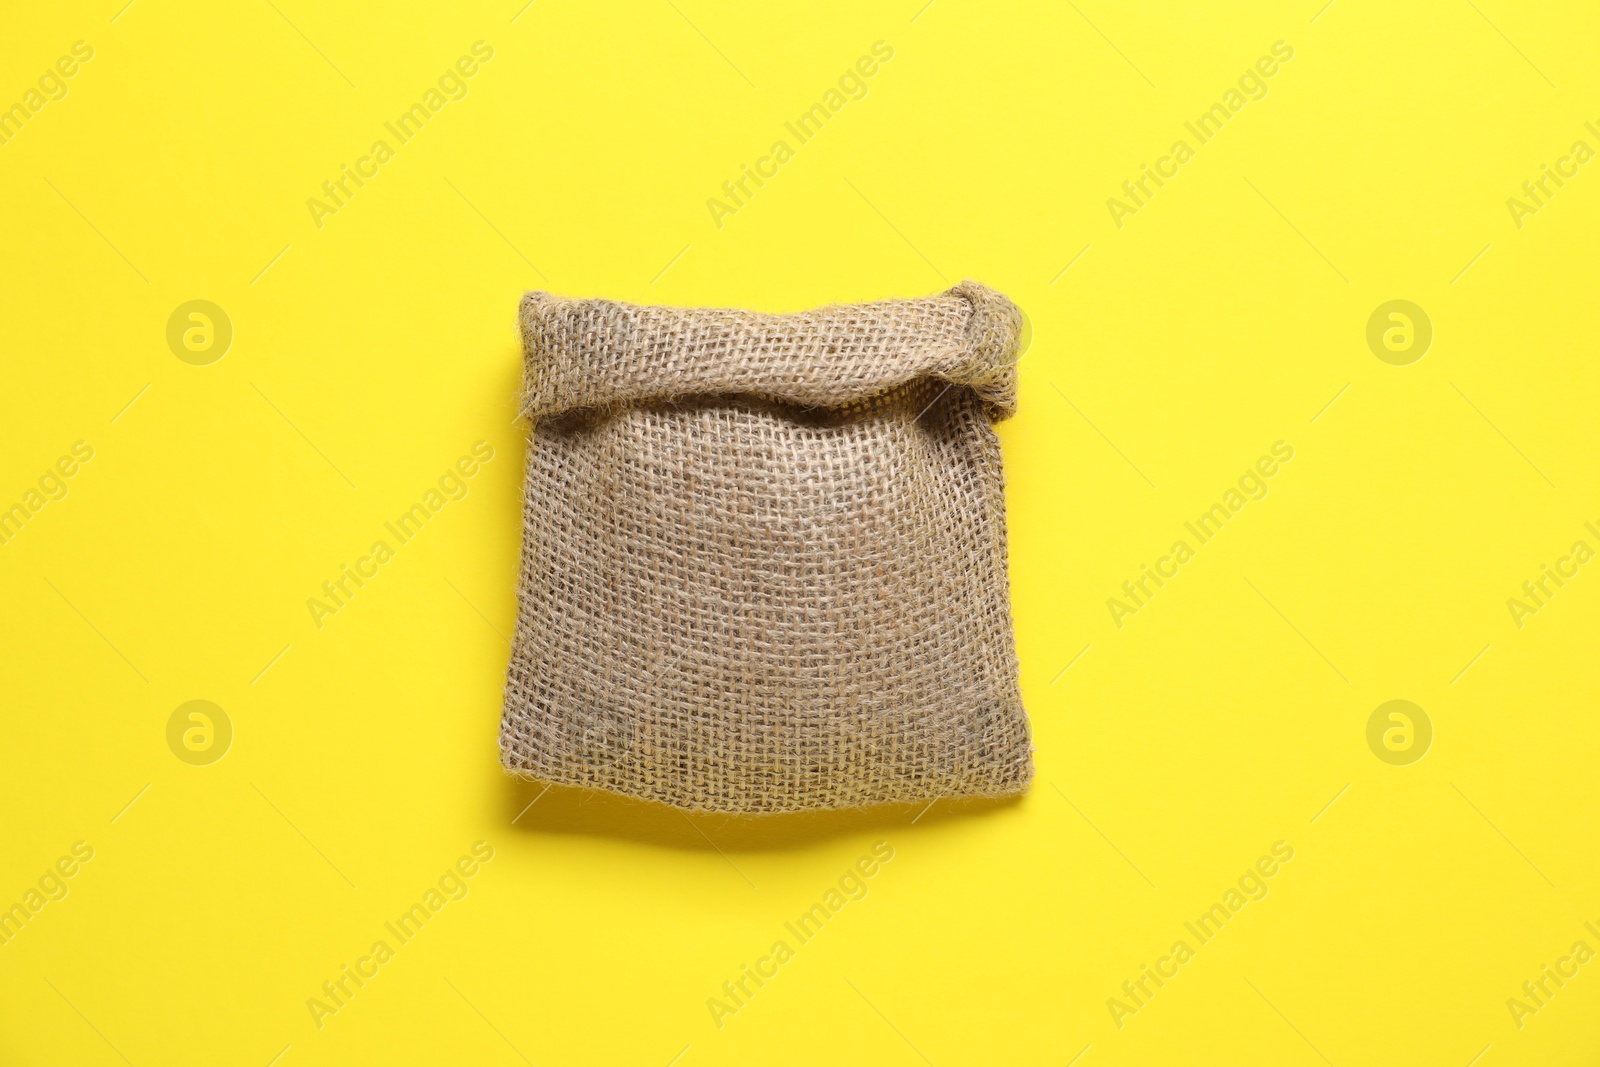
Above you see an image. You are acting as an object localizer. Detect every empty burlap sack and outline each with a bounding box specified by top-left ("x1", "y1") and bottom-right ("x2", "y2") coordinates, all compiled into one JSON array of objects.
[{"x1": 500, "y1": 281, "x2": 1033, "y2": 813}]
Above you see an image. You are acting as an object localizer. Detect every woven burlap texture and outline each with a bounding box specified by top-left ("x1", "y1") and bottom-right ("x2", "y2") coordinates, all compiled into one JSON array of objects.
[{"x1": 499, "y1": 281, "x2": 1033, "y2": 813}]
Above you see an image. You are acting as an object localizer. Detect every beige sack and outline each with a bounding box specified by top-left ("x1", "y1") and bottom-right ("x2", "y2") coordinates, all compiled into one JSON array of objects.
[{"x1": 499, "y1": 281, "x2": 1033, "y2": 813}]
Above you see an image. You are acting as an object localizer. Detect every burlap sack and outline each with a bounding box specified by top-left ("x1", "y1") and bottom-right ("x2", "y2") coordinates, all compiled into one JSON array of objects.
[{"x1": 499, "y1": 281, "x2": 1033, "y2": 813}]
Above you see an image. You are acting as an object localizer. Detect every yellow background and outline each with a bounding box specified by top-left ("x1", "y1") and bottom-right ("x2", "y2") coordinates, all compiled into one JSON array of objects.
[{"x1": 3, "y1": 0, "x2": 1598, "y2": 1063}]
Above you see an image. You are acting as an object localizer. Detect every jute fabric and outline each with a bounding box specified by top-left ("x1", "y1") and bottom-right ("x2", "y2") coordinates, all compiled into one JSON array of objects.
[{"x1": 499, "y1": 281, "x2": 1033, "y2": 813}]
